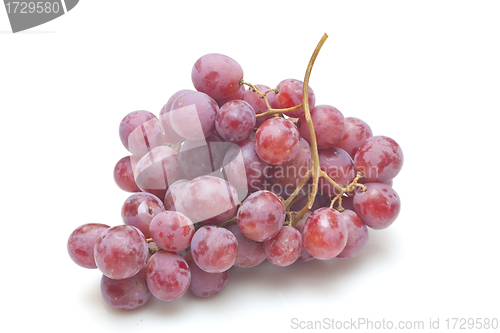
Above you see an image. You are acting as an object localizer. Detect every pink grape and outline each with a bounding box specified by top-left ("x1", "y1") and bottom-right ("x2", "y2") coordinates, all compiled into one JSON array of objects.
[
  {"x1": 119, "y1": 110, "x2": 166, "y2": 156},
  {"x1": 121, "y1": 192, "x2": 166, "y2": 239},
  {"x1": 254, "y1": 117, "x2": 300, "y2": 165},
  {"x1": 215, "y1": 84, "x2": 246, "y2": 107},
  {"x1": 298, "y1": 105, "x2": 345, "y2": 149},
  {"x1": 191, "y1": 225, "x2": 238, "y2": 273},
  {"x1": 242, "y1": 84, "x2": 276, "y2": 126},
  {"x1": 268, "y1": 137, "x2": 311, "y2": 195},
  {"x1": 184, "y1": 251, "x2": 228, "y2": 298},
  {"x1": 146, "y1": 251, "x2": 191, "y2": 301},
  {"x1": 134, "y1": 145, "x2": 183, "y2": 200},
  {"x1": 237, "y1": 190, "x2": 285, "y2": 242},
  {"x1": 113, "y1": 156, "x2": 141, "y2": 193},
  {"x1": 215, "y1": 100, "x2": 256, "y2": 142},
  {"x1": 100, "y1": 265, "x2": 150, "y2": 310},
  {"x1": 149, "y1": 211, "x2": 195, "y2": 252},
  {"x1": 336, "y1": 117, "x2": 373, "y2": 158},
  {"x1": 182, "y1": 176, "x2": 239, "y2": 224},
  {"x1": 159, "y1": 89, "x2": 192, "y2": 144},
  {"x1": 222, "y1": 139, "x2": 268, "y2": 198},
  {"x1": 169, "y1": 91, "x2": 219, "y2": 140},
  {"x1": 263, "y1": 226, "x2": 302, "y2": 267},
  {"x1": 191, "y1": 53, "x2": 244, "y2": 100},
  {"x1": 295, "y1": 212, "x2": 314, "y2": 261},
  {"x1": 67, "y1": 223, "x2": 110, "y2": 269},
  {"x1": 353, "y1": 183, "x2": 401, "y2": 229},
  {"x1": 318, "y1": 147, "x2": 355, "y2": 197},
  {"x1": 270, "y1": 79, "x2": 316, "y2": 118},
  {"x1": 354, "y1": 136, "x2": 404, "y2": 183},
  {"x1": 302, "y1": 207, "x2": 347, "y2": 260},
  {"x1": 163, "y1": 179, "x2": 189, "y2": 212},
  {"x1": 178, "y1": 135, "x2": 225, "y2": 179},
  {"x1": 225, "y1": 223, "x2": 266, "y2": 268},
  {"x1": 337, "y1": 210, "x2": 369, "y2": 259},
  {"x1": 94, "y1": 225, "x2": 148, "y2": 279}
]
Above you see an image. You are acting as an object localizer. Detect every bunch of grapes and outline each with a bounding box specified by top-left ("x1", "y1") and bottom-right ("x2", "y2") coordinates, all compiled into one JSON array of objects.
[{"x1": 67, "y1": 34, "x2": 403, "y2": 310}]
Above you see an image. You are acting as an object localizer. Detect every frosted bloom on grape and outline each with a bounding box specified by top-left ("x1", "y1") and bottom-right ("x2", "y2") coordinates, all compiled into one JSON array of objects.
[
  {"x1": 146, "y1": 251, "x2": 191, "y2": 301},
  {"x1": 184, "y1": 251, "x2": 228, "y2": 298},
  {"x1": 119, "y1": 110, "x2": 166, "y2": 156},
  {"x1": 242, "y1": 84, "x2": 276, "y2": 126},
  {"x1": 225, "y1": 223, "x2": 266, "y2": 268},
  {"x1": 215, "y1": 100, "x2": 256, "y2": 143},
  {"x1": 149, "y1": 211, "x2": 195, "y2": 252},
  {"x1": 318, "y1": 147, "x2": 355, "y2": 197},
  {"x1": 254, "y1": 117, "x2": 300, "y2": 165},
  {"x1": 270, "y1": 78, "x2": 316, "y2": 118},
  {"x1": 100, "y1": 265, "x2": 150, "y2": 310},
  {"x1": 354, "y1": 136, "x2": 403, "y2": 183},
  {"x1": 295, "y1": 212, "x2": 314, "y2": 261},
  {"x1": 178, "y1": 135, "x2": 225, "y2": 180},
  {"x1": 113, "y1": 156, "x2": 141, "y2": 193},
  {"x1": 337, "y1": 210, "x2": 369, "y2": 259},
  {"x1": 353, "y1": 183, "x2": 401, "y2": 230},
  {"x1": 121, "y1": 192, "x2": 165, "y2": 239},
  {"x1": 159, "y1": 89, "x2": 192, "y2": 144},
  {"x1": 94, "y1": 225, "x2": 148, "y2": 280},
  {"x1": 67, "y1": 223, "x2": 110, "y2": 269},
  {"x1": 191, "y1": 53, "x2": 244, "y2": 100},
  {"x1": 298, "y1": 105, "x2": 345, "y2": 149},
  {"x1": 237, "y1": 190, "x2": 285, "y2": 242},
  {"x1": 336, "y1": 117, "x2": 373, "y2": 158},
  {"x1": 191, "y1": 225, "x2": 238, "y2": 273},
  {"x1": 263, "y1": 226, "x2": 302, "y2": 267}
]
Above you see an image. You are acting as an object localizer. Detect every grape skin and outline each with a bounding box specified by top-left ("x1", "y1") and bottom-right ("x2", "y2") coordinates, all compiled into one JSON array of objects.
[
  {"x1": 121, "y1": 192, "x2": 165, "y2": 239},
  {"x1": 178, "y1": 135, "x2": 225, "y2": 180},
  {"x1": 94, "y1": 225, "x2": 148, "y2": 280},
  {"x1": 113, "y1": 156, "x2": 141, "y2": 193},
  {"x1": 237, "y1": 190, "x2": 285, "y2": 242},
  {"x1": 146, "y1": 251, "x2": 191, "y2": 301},
  {"x1": 191, "y1": 53, "x2": 244, "y2": 100},
  {"x1": 263, "y1": 226, "x2": 302, "y2": 267},
  {"x1": 353, "y1": 183, "x2": 401, "y2": 230},
  {"x1": 302, "y1": 207, "x2": 348, "y2": 260},
  {"x1": 337, "y1": 210, "x2": 369, "y2": 259},
  {"x1": 191, "y1": 225, "x2": 238, "y2": 273},
  {"x1": 182, "y1": 175, "x2": 239, "y2": 225},
  {"x1": 295, "y1": 212, "x2": 314, "y2": 262},
  {"x1": 298, "y1": 105, "x2": 345, "y2": 149},
  {"x1": 184, "y1": 251, "x2": 228, "y2": 298},
  {"x1": 354, "y1": 135, "x2": 404, "y2": 183},
  {"x1": 119, "y1": 110, "x2": 166, "y2": 156},
  {"x1": 318, "y1": 147, "x2": 355, "y2": 197},
  {"x1": 225, "y1": 223, "x2": 266, "y2": 268},
  {"x1": 163, "y1": 179, "x2": 189, "y2": 212},
  {"x1": 336, "y1": 117, "x2": 373, "y2": 158},
  {"x1": 101, "y1": 264, "x2": 150, "y2": 310},
  {"x1": 215, "y1": 85, "x2": 246, "y2": 107},
  {"x1": 242, "y1": 84, "x2": 276, "y2": 126},
  {"x1": 149, "y1": 211, "x2": 195, "y2": 252},
  {"x1": 67, "y1": 223, "x2": 110, "y2": 269},
  {"x1": 159, "y1": 89, "x2": 192, "y2": 144},
  {"x1": 270, "y1": 79, "x2": 316, "y2": 118},
  {"x1": 215, "y1": 100, "x2": 256, "y2": 143},
  {"x1": 254, "y1": 117, "x2": 300, "y2": 165}
]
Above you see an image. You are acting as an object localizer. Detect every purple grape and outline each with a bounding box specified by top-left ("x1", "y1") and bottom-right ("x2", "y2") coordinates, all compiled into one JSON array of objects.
[
  {"x1": 182, "y1": 175, "x2": 239, "y2": 224},
  {"x1": 215, "y1": 100, "x2": 256, "y2": 142},
  {"x1": 146, "y1": 251, "x2": 191, "y2": 301},
  {"x1": 337, "y1": 210, "x2": 369, "y2": 259},
  {"x1": 134, "y1": 145, "x2": 183, "y2": 200},
  {"x1": 225, "y1": 223, "x2": 266, "y2": 268},
  {"x1": 113, "y1": 156, "x2": 141, "y2": 193},
  {"x1": 263, "y1": 226, "x2": 302, "y2": 267},
  {"x1": 67, "y1": 223, "x2": 110, "y2": 269},
  {"x1": 149, "y1": 211, "x2": 195, "y2": 252},
  {"x1": 94, "y1": 225, "x2": 148, "y2": 279},
  {"x1": 191, "y1": 225, "x2": 238, "y2": 273},
  {"x1": 255, "y1": 117, "x2": 300, "y2": 165},
  {"x1": 121, "y1": 192, "x2": 165, "y2": 239},
  {"x1": 119, "y1": 110, "x2": 166, "y2": 156},
  {"x1": 354, "y1": 136, "x2": 404, "y2": 183},
  {"x1": 237, "y1": 190, "x2": 285, "y2": 242},
  {"x1": 353, "y1": 183, "x2": 401, "y2": 229},
  {"x1": 318, "y1": 147, "x2": 355, "y2": 197},
  {"x1": 100, "y1": 265, "x2": 150, "y2": 310},
  {"x1": 302, "y1": 207, "x2": 347, "y2": 260},
  {"x1": 336, "y1": 117, "x2": 373, "y2": 158},
  {"x1": 191, "y1": 53, "x2": 244, "y2": 100},
  {"x1": 178, "y1": 135, "x2": 225, "y2": 179},
  {"x1": 169, "y1": 91, "x2": 219, "y2": 140},
  {"x1": 298, "y1": 105, "x2": 345, "y2": 149},
  {"x1": 184, "y1": 251, "x2": 228, "y2": 298},
  {"x1": 270, "y1": 79, "x2": 316, "y2": 118}
]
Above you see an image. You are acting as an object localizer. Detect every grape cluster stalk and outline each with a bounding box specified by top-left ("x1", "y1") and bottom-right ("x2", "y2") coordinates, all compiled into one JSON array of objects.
[{"x1": 68, "y1": 33, "x2": 404, "y2": 310}]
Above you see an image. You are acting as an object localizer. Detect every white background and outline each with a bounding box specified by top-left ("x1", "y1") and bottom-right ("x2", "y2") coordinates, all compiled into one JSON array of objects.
[{"x1": 1, "y1": 1, "x2": 499, "y2": 332}]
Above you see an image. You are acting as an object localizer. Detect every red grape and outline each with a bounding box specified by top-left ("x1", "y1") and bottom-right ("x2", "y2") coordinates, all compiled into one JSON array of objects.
[
  {"x1": 336, "y1": 117, "x2": 373, "y2": 158},
  {"x1": 225, "y1": 223, "x2": 266, "y2": 268},
  {"x1": 318, "y1": 147, "x2": 355, "y2": 197},
  {"x1": 298, "y1": 105, "x2": 344, "y2": 149},
  {"x1": 121, "y1": 192, "x2": 165, "y2": 239},
  {"x1": 159, "y1": 89, "x2": 192, "y2": 144},
  {"x1": 271, "y1": 79, "x2": 315, "y2": 118},
  {"x1": 353, "y1": 183, "x2": 401, "y2": 229},
  {"x1": 119, "y1": 110, "x2": 166, "y2": 156},
  {"x1": 263, "y1": 226, "x2": 302, "y2": 267},
  {"x1": 178, "y1": 135, "x2": 225, "y2": 179},
  {"x1": 113, "y1": 156, "x2": 141, "y2": 193},
  {"x1": 295, "y1": 212, "x2": 314, "y2": 261},
  {"x1": 149, "y1": 211, "x2": 195, "y2": 252},
  {"x1": 191, "y1": 225, "x2": 238, "y2": 273},
  {"x1": 254, "y1": 117, "x2": 300, "y2": 165},
  {"x1": 146, "y1": 251, "x2": 191, "y2": 301},
  {"x1": 67, "y1": 223, "x2": 110, "y2": 269},
  {"x1": 215, "y1": 100, "x2": 256, "y2": 142},
  {"x1": 215, "y1": 84, "x2": 246, "y2": 107},
  {"x1": 184, "y1": 251, "x2": 228, "y2": 298},
  {"x1": 337, "y1": 210, "x2": 369, "y2": 259},
  {"x1": 100, "y1": 265, "x2": 150, "y2": 310},
  {"x1": 242, "y1": 84, "x2": 276, "y2": 126}
]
